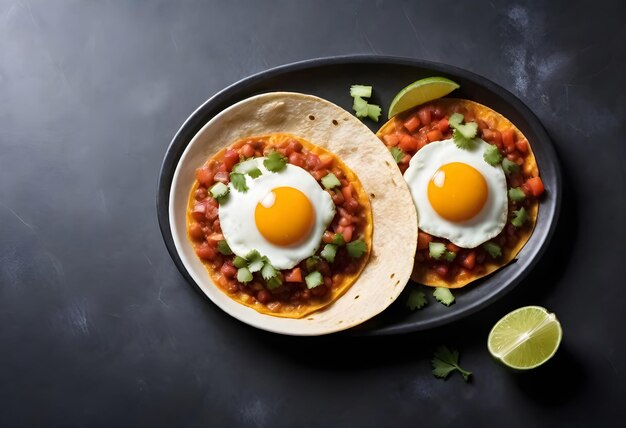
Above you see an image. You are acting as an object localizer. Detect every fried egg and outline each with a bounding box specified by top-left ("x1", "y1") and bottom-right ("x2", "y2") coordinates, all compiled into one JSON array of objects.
[
  {"x1": 219, "y1": 158, "x2": 335, "y2": 269},
  {"x1": 404, "y1": 139, "x2": 508, "y2": 248}
]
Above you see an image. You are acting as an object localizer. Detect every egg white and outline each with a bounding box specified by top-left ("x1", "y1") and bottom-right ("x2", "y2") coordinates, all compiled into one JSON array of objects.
[
  {"x1": 404, "y1": 138, "x2": 508, "y2": 248},
  {"x1": 219, "y1": 157, "x2": 335, "y2": 269}
]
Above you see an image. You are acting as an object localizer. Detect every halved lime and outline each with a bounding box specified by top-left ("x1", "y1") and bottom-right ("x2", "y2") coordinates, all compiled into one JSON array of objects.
[
  {"x1": 387, "y1": 76, "x2": 460, "y2": 119},
  {"x1": 488, "y1": 306, "x2": 562, "y2": 370}
]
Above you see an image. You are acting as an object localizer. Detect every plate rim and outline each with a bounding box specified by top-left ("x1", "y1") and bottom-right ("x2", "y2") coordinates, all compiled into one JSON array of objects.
[{"x1": 156, "y1": 54, "x2": 562, "y2": 335}]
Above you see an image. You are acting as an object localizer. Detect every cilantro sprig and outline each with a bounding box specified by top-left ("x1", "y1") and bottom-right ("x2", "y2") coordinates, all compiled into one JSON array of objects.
[
  {"x1": 264, "y1": 151, "x2": 287, "y2": 172},
  {"x1": 431, "y1": 346, "x2": 472, "y2": 381},
  {"x1": 406, "y1": 290, "x2": 428, "y2": 311},
  {"x1": 433, "y1": 287, "x2": 455, "y2": 306},
  {"x1": 448, "y1": 113, "x2": 478, "y2": 149}
]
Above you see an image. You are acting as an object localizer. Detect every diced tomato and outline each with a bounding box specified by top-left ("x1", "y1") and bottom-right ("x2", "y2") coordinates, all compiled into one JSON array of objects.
[
  {"x1": 285, "y1": 267, "x2": 303, "y2": 283},
  {"x1": 241, "y1": 144, "x2": 255, "y2": 158},
  {"x1": 383, "y1": 134, "x2": 400, "y2": 147},
  {"x1": 416, "y1": 135, "x2": 429, "y2": 150},
  {"x1": 417, "y1": 107, "x2": 432, "y2": 125},
  {"x1": 432, "y1": 106, "x2": 444, "y2": 120},
  {"x1": 223, "y1": 149, "x2": 239, "y2": 171},
  {"x1": 191, "y1": 203, "x2": 207, "y2": 222},
  {"x1": 195, "y1": 166, "x2": 214, "y2": 187},
  {"x1": 509, "y1": 173, "x2": 523, "y2": 188},
  {"x1": 516, "y1": 139, "x2": 529, "y2": 154},
  {"x1": 305, "y1": 153, "x2": 321, "y2": 170},
  {"x1": 521, "y1": 182, "x2": 532, "y2": 196},
  {"x1": 189, "y1": 222, "x2": 204, "y2": 241},
  {"x1": 526, "y1": 177, "x2": 545, "y2": 197},
  {"x1": 436, "y1": 118, "x2": 449, "y2": 132},
  {"x1": 341, "y1": 185, "x2": 353, "y2": 201},
  {"x1": 256, "y1": 290, "x2": 272, "y2": 304},
  {"x1": 220, "y1": 262, "x2": 237, "y2": 279},
  {"x1": 342, "y1": 225, "x2": 354, "y2": 242},
  {"x1": 427, "y1": 129, "x2": 443, "y2": 142},
  {"x1": 462, "y1": 251, "x2": 476, "y2": 270},
  {"x1": 195, "y1": 244, "x2": 217, "y2": 261},
  {"x1": 403, "y1": 115, "x2": 421, "y2": 133},
  {"x1": 446, "y1": 242, "x2": 461, "y2": 252},
  {"x1": 288, "y1": 152, "x2": 305, "y2": 168},
  {"x1": 482, "y1": 129, "x2": 496, "y2": 142},
  {"x1": 398, "y1": 133, "x2": 419, "y2": 152},
  {"x1": 213, "y1": 171, "x2": 229, "y2": 184},
  {"x1": 502, "y1": 129, "x2": 516, "y2": 152},
  {"x1": 319, "y1": 154, "x2": 334, "y2": 168},
  {"x1": 417, "y1": 231, "x2": 433, "y2": 250}
]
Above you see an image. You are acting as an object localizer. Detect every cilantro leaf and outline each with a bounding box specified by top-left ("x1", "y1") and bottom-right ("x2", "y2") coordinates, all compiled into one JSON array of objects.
[
  {"x1": 264, "y1": 151, "x2": 287, "y2": 172},
  {"x1": 305, "y1": 256, "x2": 321, "y2": 272},
  {"x1": 508, "y1": 187, "x2": 526, "y2": 202},
  {"x1": 350, "y1": 85, "x2": 372, "y2": 98},
  {"x1": 210, "y1": 182, "x2": 229, "y2": 202},
  {"x1": 483, "y1": 144, "x2": 503, "y2": 166},
  {"x1": 233, "y1": 256, "x2": 248, "y2": 269},
  {"x1": 452, "y1": 129, "x2": 473, "y2": 150},
  {"x1": 390, "y1": 147, "x2": 405, "y2": 164},
  {"x1": 406, "y1": 290, "x2": 428, "y2": 311},
  {"x1": 261, "y1": 261, "x2": 278, "y2": 280},
  {"x1": 444, "y1": 251, "x2": 457, "y2": 262},
  {"x1": 229, "y1": 172, "x2": 248, "y2": 193},
  {"x1": 346, "y1": 239, "x2": 367, "y2": 258},
  {"x1": 353, "y1": 96, "x2": 368, "y2": 118},
  {"x1": 320, "y1": 244, "x2": 337, "y2": 263},
  {"x1": 247, "y1": 168, "x2": 262, "y2": 179},
  {"x1": 217, "y1": 240, "x2": 233, "y2": 255},
  {"x1": 511, "y1": 207, "x2": 529, "y2": 228},
  {"x1": 455, "y1": 121, "x2": 478, "y2": 139},
  {"x1": 331, "y1": 233, "x2": 345, "y2": 246},
  {"x1": 247, "y1": 255, "x2": 265, "y2": 273},
  {"x1": 431, "y1": 346, "x2": 472, "y2": 381},
  {"x1": 367, "y1": 104, "x2": 382, "y2": 122},
  {"x1": 501, "y1": 158, "x2": 520, "y2": 175},
  {"x1": 482, "y1": 241, "x2": 502, "y2": 259},
  {"x1": 433, "y1": 287, "x2": 455, "y2": 306},
  {"x1": 266, "y1": 276, "x2": 282, "y2": 290}
]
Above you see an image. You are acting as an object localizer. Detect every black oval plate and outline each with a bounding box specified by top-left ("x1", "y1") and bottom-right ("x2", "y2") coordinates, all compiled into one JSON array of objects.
[{"x1": 157, "y1": 55, "x2": 561, "y2": 335}]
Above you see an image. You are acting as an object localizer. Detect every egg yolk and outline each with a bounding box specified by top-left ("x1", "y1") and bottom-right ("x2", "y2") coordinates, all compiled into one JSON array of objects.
[
  {"x1": 427, "y1": 162, "x2": 488, "y2": 223},
  {"x1": 255, "y1": 187, "x2": 315, "y2": 246}
]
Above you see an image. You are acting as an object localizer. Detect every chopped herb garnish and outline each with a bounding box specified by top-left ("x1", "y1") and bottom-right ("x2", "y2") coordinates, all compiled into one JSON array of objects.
[
  {"x1": 429, "y1": 242, "x2": 446, "y2": 260},
  {"x1": 321, "y1": 172, "x2": 341, "y2": 189},
  {"x1": 433, "y1": 287, "x2": 455, "y2": 306},
  {"x1": 261, "y1": 261, "x2": 278, "y2": 281},
  {"x1": 346, "y1": 239, "x2": 367, "y2": 258},
  {"x1": 350, "y1": 85, "x2": 372, "y2": 98},
  {"x1": 245, "y1": 249, "x2": 260, "y2": 261},
  {"x1": 454, "y1": 121, "x2": 478, "y2": 140},
  {"x1": 210, "y1": 182, "x2": 229, "y2": 202},
  {"x1": 233, "y1": 256, "x2": 247, "y2": 269},
  {"x1": 448, "y1": 113, "x2": 464, "y2": 128},
  {"x1": 508, "y1": 187, "x2": 526, "y2": 202},
  {"x1": 305, "y1": 256, "x2": 321, "y2": 272},
  {"x1": 444, "y1": 251, "x2": 457, "y2": 262},
  {"x1": 406, "y1": 290, "x2": 428, "y2": 310},
  {"x1": 263, "y1": 151, "x2": 287, "y2": 172},
  {"x1": 431, "y1": 346, "x2": 472, "y2": 381},
  {"x1": 247, "y1": 168, "x2": 262, "y2": 179},
  {"x1": 237, "y1": 267, "x2": 252, "y2": 284},
  {"x1": 390, "y1": 147, "x2": 405, "y2": 164},
  {"x1": 367, "y1": 104, "x2": 381, "y2": 122},
  {"x1": 502, "y1": 158, "x2": 520, "y2": 175},
  {"x1": 320, "y1": 244, "x2": 337, "y2": 263},
  {"x1": 331, "y1": 233, "x2": 345, "y2": 246},
  {"x1": 483, "y1": 144, "x2": 503, "y2": 166},
  {"x1": 511, "y1": 207, "x2": 529, "y2": 228},
  {"x1": 217, "y1": 240, "x2": 232, "y2": 255},
  {"x1": 305, "y1": 271, "x2": 323, "y2": 289},
  {"x1": 482, "y1": 241, "x2": 502, "y2": 259},
  {"x1": 229, "y1": 172, "x2": 248, "y2": 193},
  {"x1": 247, "y1": 256, "x2": 265, "y2": 273},
  {"x1": 266, "y1": 276, "x2": 282, "y2": 290},
  {"x1": 452, "y1": 129, "x2": 473, "y2": 150}
]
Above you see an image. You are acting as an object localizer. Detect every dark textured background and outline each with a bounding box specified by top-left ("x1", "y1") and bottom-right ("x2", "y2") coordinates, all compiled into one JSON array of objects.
[{"x1": 1, "y1": 1, "x2": 624, "y2": 427}]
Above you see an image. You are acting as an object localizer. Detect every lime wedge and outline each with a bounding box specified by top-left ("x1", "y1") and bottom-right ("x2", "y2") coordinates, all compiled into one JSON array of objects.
[
  {"x1": 488, "y1": 306, "x2": 562, "y2": 370},
  {"x1": 388, "y1": 77, "x2": 460, "y2": 119}
]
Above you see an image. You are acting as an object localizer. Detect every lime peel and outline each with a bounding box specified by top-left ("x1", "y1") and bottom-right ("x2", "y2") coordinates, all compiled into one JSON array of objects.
[{"x1": 388, "y1": 76, "x2": 460, "y2": 119}]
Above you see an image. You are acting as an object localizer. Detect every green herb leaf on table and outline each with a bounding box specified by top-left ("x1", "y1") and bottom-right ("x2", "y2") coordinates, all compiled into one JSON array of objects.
[
  {"x1": 406, "y1": 290, "x2": 428, "y2": 310},
  {"x1": 367, "y1": 104, "x2": 381, "y2": 122},
  {"x1": 264, "y1": 151, "x2": 287, "y2": 172},
  {"x1": 433, "y1": 287, "x2": 455, "y2": 306},
  {"x1": 353, "y1": 96, "x2": 369, "y2": 118},
  {"x1": 431, "y1": 346, "x2": 472, "y2": 381}
]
